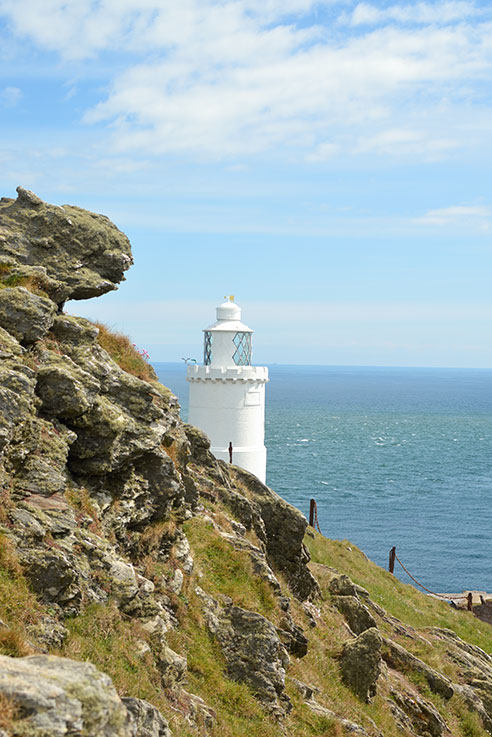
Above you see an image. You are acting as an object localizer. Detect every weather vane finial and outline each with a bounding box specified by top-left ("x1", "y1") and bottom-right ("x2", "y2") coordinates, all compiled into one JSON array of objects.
[{"x1": 223, "y1": 295, "x2": 235, "y2": 302}]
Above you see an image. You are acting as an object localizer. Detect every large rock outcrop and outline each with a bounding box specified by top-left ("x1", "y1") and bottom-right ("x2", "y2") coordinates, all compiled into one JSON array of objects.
[{"x1": 0, "y1": 186, "x2": 132, "y2": 306}]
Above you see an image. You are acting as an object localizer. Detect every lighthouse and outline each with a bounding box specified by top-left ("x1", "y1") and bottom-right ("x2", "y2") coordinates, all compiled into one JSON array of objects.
[{"x1": 186, "y1": 298, "x2": 269, "y2": 483}]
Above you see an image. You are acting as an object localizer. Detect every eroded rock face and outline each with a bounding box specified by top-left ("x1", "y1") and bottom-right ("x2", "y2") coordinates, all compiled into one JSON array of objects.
[
  {"x1": 0, "y1": 187, "x2": 133, "y2": 305},
  {"x1": 3, "y1": 189, "x2": 492, "y2": 737},
  {"x1": 331, "y1": 595, "x2": 377, "y2": 635}
]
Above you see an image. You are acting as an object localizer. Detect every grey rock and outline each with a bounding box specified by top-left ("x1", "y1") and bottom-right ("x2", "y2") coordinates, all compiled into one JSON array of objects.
[
  {"x1": 227, "y1": 465, "x2": 320, "y2": 601},
  {"x1": 27, "y1": 616, "x2": 69, "y2": 650},
  {"x1": 122, "y1": 697, "x2": 171, "y2": 737},
  {"x1": 51, "y1": 314, "x2": 100, "y2": 345},
  {"x1": 390, "y1": 687, "x2": 447, "y2": 736},
  {"x1": 0, "y1": 324, "x2": 23, "y2": 358},
  {"x1": 197, "y1": 587, "x2": 291, "y2": 717},
  {"x1": 0, "y1": 653, "x2": 132, "y2": 737},
  {"x1": 177, "y1": 689, "x2": 216, "y2": 730},
  {"x1": 382, "y1": 637, "x2": 454, "y2": 699},
  {"x1": 0, "y1": 287, "x2": 56, "y2": 343},
  {"x1": 21, "y1": 548, "x2": 82, "y2": 613},
  {"x1": 332, "y1": 595, "x2": 378, "y2": 635},
  {"x1": 328, "y1": 574, "x2": 358, "y2": 597},
  {"x1": 276, "y1": 614, "x2": 308, "y2": 657},
  {"x1": 168, "y1": 568, "x2": 184, "y2": 595},
  {"x1": 35, "y1": 352, "x2": 100, "y2": 419},
  {"x1": 172, "y1": 532, "x2": 194, "y2": 574},
  {"x1": 340, "y1": 627, "x2": 382, "y2": 702},
  {"x1": 105, "y1": 558, "x2": 139, "y2": 604},
  {"x1": 157, "y1": 646, "x2": 187, "y2": 689}
]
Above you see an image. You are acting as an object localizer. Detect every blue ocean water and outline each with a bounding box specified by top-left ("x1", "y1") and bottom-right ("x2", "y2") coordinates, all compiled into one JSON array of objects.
[{"x1": 154, "y1": 363, "x2": 492, "y2": 593}]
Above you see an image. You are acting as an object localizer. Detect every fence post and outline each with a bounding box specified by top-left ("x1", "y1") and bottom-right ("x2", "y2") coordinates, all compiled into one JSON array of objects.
[
  {"x1": 389, "y1": 546, "x2": 396, "y2": 574},
  {"x1": 467, "y1": 592, "x2": 473, "y2": 611},
  {"x1": 309, "y1": 499, "x2": 315, "y2": 528}
]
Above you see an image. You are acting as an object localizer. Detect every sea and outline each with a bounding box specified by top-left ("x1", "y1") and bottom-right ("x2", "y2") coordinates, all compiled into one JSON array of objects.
[{"x1": 154, "y1": 363, "x2": 492, "y2": 594}]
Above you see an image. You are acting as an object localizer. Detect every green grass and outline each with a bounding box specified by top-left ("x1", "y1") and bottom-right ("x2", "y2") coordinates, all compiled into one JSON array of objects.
[
  {"x1": 60, "y1": 602, "x2": 162, "y2": 697},
  {"x1": 183, "y1": 517, "x2": 278, "y2": 619},
  {"x1": 305, "y1": 531, "x2": 492, "y2": 654},
  {"x1": 0, "y1": 534, "x2": 42, "y2": 656}
]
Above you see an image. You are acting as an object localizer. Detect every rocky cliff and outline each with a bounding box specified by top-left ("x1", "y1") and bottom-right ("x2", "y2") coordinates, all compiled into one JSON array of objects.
[{"x1": 1, "y1": 187, "x2": 492, "y2": 737}]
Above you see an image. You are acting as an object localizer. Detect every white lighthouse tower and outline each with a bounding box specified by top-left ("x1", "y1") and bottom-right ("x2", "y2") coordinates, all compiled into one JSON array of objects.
[{"x1": 186, "y1": 298, "x2": 269, "y2": 483}]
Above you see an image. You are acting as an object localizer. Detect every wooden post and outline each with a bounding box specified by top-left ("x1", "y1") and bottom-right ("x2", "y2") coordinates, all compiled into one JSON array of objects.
[
  {"x1": 467, "y1": 592, "x2": 473, "y2": 611},
  {"x1": 228, "y1": 442, "x2": 233, "y2": 463},
  {"x1": 389, "y1": 546, "x2": 396, "y2": 574},
  {"x1": 309, "y1": 499, "x2": 316, "y2": 528}
]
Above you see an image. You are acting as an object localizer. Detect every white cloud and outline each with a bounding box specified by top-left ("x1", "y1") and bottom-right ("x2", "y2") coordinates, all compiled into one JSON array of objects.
[
  {"x1": 416, "y1": 204, "x2": 492, "y2": 226},
  {"x1": 347, "y1": 1, "x2": 480, "y2": 27},
  {"x1": 306, "y1": 141, "x2": 339, "y2": 161},
  {"x1": 353, "y1": 128, "x2": 459, "y2": 158},
  {"x1": 0, "y1": 85, "x2": 22, "y2": 107},
  {"x1": 1, "y1": 1, "x2": 492, "y2": 160}
]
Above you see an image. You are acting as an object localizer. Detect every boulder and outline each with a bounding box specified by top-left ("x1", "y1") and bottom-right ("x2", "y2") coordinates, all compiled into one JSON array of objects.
[
  {"x1": 339, "y1": 627, "x2": 382, "y2": 702},
  {"x1": 0, "y1": 654, "x2": 132, "y2": 737}
]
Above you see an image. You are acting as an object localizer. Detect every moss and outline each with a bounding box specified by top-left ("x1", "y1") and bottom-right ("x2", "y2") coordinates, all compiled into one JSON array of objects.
[{"x1": 0, "y1": 264, "x2": 50, "y2": 298}]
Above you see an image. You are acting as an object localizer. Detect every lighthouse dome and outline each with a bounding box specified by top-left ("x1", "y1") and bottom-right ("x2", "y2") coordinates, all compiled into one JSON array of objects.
[{"x1": 216, "y1": 301, "x2": 241, "y2": 322}]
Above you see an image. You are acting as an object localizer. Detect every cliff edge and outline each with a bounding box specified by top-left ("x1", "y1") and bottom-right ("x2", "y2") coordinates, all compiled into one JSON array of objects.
[{"x1": 1, "y1": 188, "x2": 492, "y2": 737}]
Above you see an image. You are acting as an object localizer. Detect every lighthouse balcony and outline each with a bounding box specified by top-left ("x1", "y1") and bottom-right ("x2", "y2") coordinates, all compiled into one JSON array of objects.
[{"x1": 186, "y1": 365, "x2": 269, "y2": 383}]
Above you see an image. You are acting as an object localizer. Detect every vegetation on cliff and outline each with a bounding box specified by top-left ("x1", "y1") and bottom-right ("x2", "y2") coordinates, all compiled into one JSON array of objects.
[{"x1": 0, "y1": 187, "x2": 491, "y2": 737}]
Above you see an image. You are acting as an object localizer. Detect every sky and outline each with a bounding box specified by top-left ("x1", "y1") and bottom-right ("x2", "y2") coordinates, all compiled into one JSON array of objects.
[{"x1": 1, "y1": 0, "x2": 492, "y2": 367}]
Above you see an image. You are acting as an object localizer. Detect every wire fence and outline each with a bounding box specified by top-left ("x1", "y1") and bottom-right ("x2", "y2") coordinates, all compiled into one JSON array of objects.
[{"x1": 389, "y1": 546, "x2": 473, "y2": 609}]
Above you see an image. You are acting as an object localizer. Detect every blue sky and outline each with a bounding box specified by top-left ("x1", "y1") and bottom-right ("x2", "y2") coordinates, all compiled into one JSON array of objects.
[{"x1": 1, "y1": 0, "x2": 492, "y2": 367}]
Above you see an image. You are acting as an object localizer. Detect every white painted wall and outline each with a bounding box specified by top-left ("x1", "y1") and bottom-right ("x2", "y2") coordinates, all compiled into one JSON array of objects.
[{"x1": 186, "y1": 301, "x2": 269, "y2": 483}]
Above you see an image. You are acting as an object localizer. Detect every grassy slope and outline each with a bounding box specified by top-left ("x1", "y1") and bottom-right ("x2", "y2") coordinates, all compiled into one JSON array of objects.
[{"x1": 1, "y1": 507, "x2": 491, "y2": 736}]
